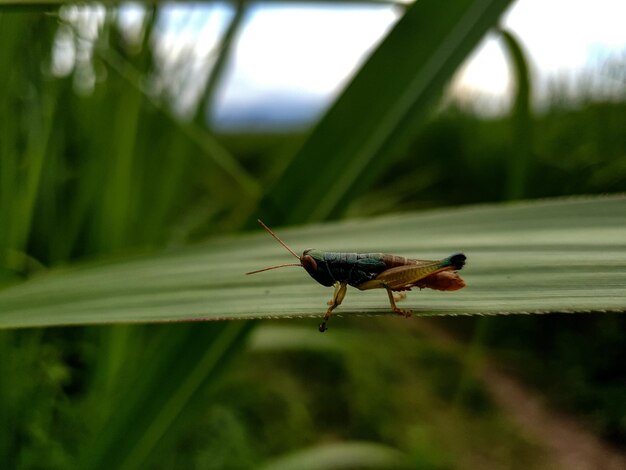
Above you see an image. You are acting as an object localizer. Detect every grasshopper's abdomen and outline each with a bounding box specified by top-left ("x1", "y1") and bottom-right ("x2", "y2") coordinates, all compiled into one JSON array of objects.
[
  {"x1": 378, "y1": 254, "x2": 416, "y2": 269},
  {"x1": 357, "y1": 252, "x2": 466, "y2": 291}
]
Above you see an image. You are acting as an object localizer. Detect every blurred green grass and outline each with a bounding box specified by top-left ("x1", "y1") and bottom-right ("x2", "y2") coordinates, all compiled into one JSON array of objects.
[{"x1": 1, "y1": 2, "x2": 625, "y2": 469}]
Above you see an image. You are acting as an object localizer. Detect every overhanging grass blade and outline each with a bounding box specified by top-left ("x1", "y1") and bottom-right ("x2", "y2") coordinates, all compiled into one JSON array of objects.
[
  {"x1": 0, "y1": 196, "x2": 625, "y2": 329},
  {"x1": 259, "y1": 0, "x2": 515, "y2": 223}
]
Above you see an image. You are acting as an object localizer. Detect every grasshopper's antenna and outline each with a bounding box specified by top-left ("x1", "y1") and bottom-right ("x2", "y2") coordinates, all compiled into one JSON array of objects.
[
  {"x1": 246, "y1": 263, "x2": 302, "y2": 275},
  {"x1": 257, "y1": 219, "x2": 300, "y2": 260},
  {"x1": 246, "y1": 220, "x2": 303, "y2": 275}
]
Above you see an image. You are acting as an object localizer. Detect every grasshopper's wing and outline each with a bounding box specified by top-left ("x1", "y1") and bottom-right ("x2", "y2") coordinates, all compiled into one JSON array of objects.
[
  {"x1": 414, "y1": 270, "x2": 465, "y2": 291},
  {"x1": 357, "y1": 260, "x2": 447, "y2": 291}
]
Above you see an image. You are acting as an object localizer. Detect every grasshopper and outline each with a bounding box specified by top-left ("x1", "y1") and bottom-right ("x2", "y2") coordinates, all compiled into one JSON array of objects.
[{"x1": 247, "y1": 220, "x2": 466, "y2": 332}]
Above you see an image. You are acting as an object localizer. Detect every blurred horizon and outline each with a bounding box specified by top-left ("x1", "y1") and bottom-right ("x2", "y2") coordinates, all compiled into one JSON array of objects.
[{"x1": 56, "y1": 0, "x2": 626, "y2": 131}]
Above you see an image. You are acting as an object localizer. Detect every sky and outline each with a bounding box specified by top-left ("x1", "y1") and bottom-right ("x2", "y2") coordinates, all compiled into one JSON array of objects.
[
  {"x1": 152, "y1": 0, "x2": 626, "y2": 127},
  {"x1": 455, "y1": 0, "x2": 626, "y2": 109}
]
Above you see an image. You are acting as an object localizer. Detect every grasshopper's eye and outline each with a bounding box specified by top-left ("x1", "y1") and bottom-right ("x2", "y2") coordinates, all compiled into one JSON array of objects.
[{"x1": 301, "y1": 254, "x2": 317, "y2": 272}]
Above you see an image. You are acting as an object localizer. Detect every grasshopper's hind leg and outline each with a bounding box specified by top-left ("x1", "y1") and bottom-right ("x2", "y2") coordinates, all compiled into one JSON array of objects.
[
  {"x1": 319, "y1": 282, "x2": 347, "y2": 332},
  {"x1": 386, "y1": 288, "x2": 412, "y2": 318}
]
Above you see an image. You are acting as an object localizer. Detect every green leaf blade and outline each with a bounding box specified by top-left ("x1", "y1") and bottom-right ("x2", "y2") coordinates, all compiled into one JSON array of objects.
[{"x1": 0, "y1": 196, "x2": 625, "y2": 329}]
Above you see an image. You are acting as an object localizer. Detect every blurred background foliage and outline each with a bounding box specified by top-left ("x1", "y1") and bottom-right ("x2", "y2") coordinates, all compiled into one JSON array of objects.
[{"x1": 0, "y1": 1, "x2": 625, "y2": 468}]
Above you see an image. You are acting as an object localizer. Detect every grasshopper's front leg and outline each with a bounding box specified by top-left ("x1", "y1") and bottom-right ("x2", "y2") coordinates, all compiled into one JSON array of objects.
[{"x1": 319, "y1": 281, "x2": 347, "y2": 332}]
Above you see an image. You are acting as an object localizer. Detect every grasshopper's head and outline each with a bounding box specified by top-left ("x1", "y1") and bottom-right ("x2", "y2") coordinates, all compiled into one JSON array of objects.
[{"x1": 300, "y1": 249, "x2": 320, "y2": 275}]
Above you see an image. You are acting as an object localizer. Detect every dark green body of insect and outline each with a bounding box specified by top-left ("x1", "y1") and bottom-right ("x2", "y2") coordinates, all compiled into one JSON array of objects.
[
  {"x1": 301, "y1": 249, "x2": 465, "y2": 288},
  {"x1": 247, "y1": 221, "x2": 467, "y2": 332}
]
